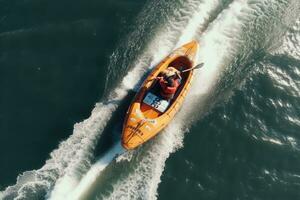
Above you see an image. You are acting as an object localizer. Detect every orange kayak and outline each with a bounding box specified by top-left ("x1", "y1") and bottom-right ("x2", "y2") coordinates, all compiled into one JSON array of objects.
[{"x1": 121, "y1": 40, "x2": 199, "y2": 150}]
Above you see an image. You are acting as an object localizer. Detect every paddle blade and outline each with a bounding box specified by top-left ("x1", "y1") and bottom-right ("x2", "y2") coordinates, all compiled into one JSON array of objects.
[{"x1": 194, "y1": 63, "x2": 204, "y2": 69}]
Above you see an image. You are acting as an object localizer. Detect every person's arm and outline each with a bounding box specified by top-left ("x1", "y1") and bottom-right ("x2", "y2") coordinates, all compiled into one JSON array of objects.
[{"x1": 176, "y1": 71, "x2": 182, "y2": 80}]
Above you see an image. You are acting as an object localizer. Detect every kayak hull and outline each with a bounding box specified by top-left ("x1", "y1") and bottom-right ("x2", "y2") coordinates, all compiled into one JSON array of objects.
[{"x1": 122, "y1": 41, "x2": 199, "y2": 150}]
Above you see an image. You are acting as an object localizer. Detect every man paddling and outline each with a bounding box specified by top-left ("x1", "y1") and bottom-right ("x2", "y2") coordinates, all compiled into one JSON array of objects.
[
  {"x1": 156, "y1": 63, "x2": 204, "y2": 100},
  {"x1": 156, "y1": 66, "x2": 182, "y2": 100}
]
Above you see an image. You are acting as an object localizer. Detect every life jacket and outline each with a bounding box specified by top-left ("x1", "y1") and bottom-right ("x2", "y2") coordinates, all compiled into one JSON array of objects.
[{"x1": 159, "y1": 78, "x2": 180, "y2": 99}]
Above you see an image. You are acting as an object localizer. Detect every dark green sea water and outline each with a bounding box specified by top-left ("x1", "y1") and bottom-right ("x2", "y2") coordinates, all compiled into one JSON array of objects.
[{"x1": 1, "y1": 0, "x2": 300, "y2": 200}]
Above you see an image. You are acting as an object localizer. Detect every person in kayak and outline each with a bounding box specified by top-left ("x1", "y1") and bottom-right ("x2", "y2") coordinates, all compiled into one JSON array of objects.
[{"x1": 156, "y1": 66, "x2": 182, "y2": 100}]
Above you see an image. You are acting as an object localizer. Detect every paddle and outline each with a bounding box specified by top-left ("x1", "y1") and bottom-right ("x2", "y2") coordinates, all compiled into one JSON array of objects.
[
  {"x1": 147, "y1": 63, "x2": 204, "y2": 82},
  {"x1": 181, "y1": 63, "x2": 204, "y2": 73}
]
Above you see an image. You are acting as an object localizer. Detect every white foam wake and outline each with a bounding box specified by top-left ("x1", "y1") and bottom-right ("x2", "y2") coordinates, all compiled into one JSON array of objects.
[
  {"x1": 276, "y1": 17, "x2": 300, "y2": 59},
  {"x1": 1, "y1": 101, "x2": 121, "y2": 200},
  {"x1": 50, "y1": 143, "x2": 125, "y2": 200}
]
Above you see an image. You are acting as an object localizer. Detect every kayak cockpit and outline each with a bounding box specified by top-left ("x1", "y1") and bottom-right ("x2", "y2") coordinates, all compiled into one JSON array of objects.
[{"x1": 140, "y1": 56, "x2": 193, "y2": 118}]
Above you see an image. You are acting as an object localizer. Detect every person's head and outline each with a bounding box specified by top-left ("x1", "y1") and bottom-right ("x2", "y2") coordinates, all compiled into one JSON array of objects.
[{"x1": 164, "y1": 66, "x2": 178, "y2": 78}]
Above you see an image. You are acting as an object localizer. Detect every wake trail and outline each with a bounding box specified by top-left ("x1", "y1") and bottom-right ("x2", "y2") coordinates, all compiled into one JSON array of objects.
[
  {"x1": 49, "y1": 142, "x2": 125, "y2": 200},
  {"x1": 1, "y1": 102, "x2": 122, "y2": 200}
]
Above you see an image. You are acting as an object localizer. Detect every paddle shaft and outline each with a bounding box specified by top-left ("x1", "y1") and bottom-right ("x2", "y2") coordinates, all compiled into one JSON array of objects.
[{"x1": 181, "y1": 63, "x2": 204, "y2": 73}]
